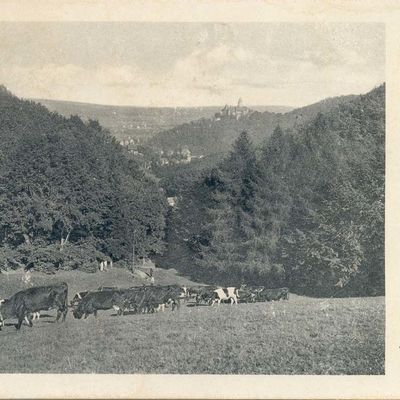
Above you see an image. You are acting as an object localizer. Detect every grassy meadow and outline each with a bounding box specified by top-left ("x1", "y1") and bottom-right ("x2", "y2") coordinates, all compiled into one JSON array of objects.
[{"x1": 0, "y1": 268, "x2": 384, "y2": 374}]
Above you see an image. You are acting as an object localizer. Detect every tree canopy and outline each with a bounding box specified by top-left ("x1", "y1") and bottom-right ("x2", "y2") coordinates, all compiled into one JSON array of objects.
[
  {"x1": 161, "y1": 85, "x2": 385, "y2": 296},
  {"x1": 0, "y1": 86, "x2": 167, "y2": 272}
]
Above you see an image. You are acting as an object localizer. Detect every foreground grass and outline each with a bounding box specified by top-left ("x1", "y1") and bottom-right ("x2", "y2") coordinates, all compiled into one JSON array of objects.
[
  {"x1": 0, "y1": 282, "x2": 384, "y2": 374},
  {"x1": 0, "y1": 269, "x2": 384, "y2": 374}
]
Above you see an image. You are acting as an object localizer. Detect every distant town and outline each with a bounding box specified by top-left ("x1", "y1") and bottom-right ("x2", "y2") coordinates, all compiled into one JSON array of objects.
[{"x1": 119, "y1": 98, "x2": 252, "y2": 165}]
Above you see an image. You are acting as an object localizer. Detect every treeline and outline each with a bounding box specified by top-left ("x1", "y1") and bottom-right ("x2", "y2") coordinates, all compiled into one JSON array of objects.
[
  {"x1": 149, "y1": 93, "x2": 357, "y2": 157},
  {"x1": 163, "y1": 85, "x2": 384, "y2": 296},
  {"x1": 0, "y1": 86, "x2": 167, "y2": 272}
]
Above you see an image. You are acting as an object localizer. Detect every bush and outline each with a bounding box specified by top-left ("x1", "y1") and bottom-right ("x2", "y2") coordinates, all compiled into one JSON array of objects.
[{"x1": 0, "y1": 241, "x2": 108, "y2": 273}]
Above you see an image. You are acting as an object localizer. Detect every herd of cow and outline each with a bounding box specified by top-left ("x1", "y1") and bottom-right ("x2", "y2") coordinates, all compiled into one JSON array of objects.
[{"x1": 0, "y1": 282, "x2": 289, "y2": 331}]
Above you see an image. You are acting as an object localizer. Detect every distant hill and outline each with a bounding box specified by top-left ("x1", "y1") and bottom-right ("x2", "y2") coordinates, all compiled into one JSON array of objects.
[
  {"x1": 32, "y1": 98, "x2": 292, "y2": 141},
  {"x1": 149, "y1": 93, "x2": 359, "y2": 156}
]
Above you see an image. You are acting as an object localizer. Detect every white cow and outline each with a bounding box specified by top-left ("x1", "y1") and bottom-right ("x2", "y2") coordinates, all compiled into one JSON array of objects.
[{"x1": 211, "y1": 287, "x2": 239, "y2": 306}]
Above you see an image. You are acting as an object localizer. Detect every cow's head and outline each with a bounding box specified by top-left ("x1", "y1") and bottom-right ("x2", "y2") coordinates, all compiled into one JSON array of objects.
[{"x1": 72, "y1": 308, "x2": 84, "y2": 319}]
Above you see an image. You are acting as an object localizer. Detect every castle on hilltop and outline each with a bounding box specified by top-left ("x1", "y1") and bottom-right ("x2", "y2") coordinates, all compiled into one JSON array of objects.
[{"x1": 214, "y1": 98, "x2": 252, "y2": 121}]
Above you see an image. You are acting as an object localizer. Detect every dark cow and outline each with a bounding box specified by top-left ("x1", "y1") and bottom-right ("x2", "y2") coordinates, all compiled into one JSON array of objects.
[
  {"x1": 187, "y1": 286, "x2": 216, "y2": 305},
  {"x1": 0, "y1": 283, "x2": 68, "y2": 330},
  {"x1": 72, "y1": 288, "x2": 147, "y2": 319},
  {"x1": 256, "y1": 287, "x2": 289, "y2": 302},
  {"x1": 73, "y1": 290, "x2": 124, "y2": 319},
  {"x1": 139, "y1": 285, "x2": 187, "y2": 312},
  {"x1": 114, "y1": 287, "x2": 148, "y2": 315},
  {"x1": 70, "y1": 286, "x2": 119, "y2": 307},
  {"x1": 236, "y1": 285, "x2": 265, "y2": 303}
]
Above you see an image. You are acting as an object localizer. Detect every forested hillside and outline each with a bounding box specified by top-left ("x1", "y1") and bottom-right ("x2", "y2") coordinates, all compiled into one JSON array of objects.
[
  {"x1": 0, "y1": 85, "x2": 168, "y2": 272},
  {"x1": 0, "y1": 83, "x2": 384, "y2": 296},
  {"x1": 161, "y1": 85, "x2": 385, "y2": 296},
  {"x1": 149, "y1": 93, "x2": 357, "y2": 156}
]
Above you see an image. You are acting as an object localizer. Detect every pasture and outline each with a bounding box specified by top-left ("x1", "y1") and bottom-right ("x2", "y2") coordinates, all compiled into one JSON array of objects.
[{"x1": 0, "y1": 269, "x2": 384, "y2": 374}]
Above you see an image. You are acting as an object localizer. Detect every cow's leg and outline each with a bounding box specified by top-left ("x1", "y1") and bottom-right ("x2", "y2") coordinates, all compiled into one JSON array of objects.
[
  {"x1": 56, "y1": 309, "x2": 62, "y2": 322},
  {"x1": 94, "y1": 309, "x2": 98, "y2": 319},
  {"x1": 84, "y1": 313, "x2": 89, "y2": 319},
  {"x1": 62, "y1": 307, "x2": 68, "y2": 322},
  {"x1": 16, "y1": 316, "x2": 24, "y2": 330},
  {"x1": 27, "y1": 314, "x2": 34, "y2": 327},
  {"x1": 113, "y1": 305, "x2": 121, "y2": 315}
]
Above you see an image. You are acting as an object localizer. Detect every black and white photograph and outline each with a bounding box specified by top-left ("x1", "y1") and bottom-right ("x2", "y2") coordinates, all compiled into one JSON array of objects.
[{"x1": 0, "y1": 1, "x2": 396, "y2": 397}]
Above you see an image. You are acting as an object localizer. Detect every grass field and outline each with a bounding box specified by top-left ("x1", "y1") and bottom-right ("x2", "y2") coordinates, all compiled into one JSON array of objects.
[{"x1": 0, "y1": 268, "x2": 384, "y2": 374}]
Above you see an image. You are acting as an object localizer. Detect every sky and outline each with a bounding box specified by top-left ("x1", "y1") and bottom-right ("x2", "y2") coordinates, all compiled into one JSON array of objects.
[{"x1": 0, "y1": 22, "x2": 384, "y2": 107}]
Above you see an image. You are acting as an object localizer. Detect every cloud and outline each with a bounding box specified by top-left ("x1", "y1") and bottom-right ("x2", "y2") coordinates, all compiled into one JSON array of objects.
[{"x1": 0, "y1": 40, "x2": 383, "y2": 107}]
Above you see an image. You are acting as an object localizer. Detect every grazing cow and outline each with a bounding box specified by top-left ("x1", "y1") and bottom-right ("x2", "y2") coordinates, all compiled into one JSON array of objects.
[
  {"x1": 72, "y1": 288, "x2": 147, "y2": 319},
  {"x1": 114, "y1": 287, "x2": 148, "y2": 315},
  {"x1": 0, "y1": 299, "x2": 39, "y2": 325},
  {"x1": 191, "y1": 286, "x2": 238, "y2": 306},
  {"x1": 72, "y1": 290, "x2": 125, "y2": 319},
  {"x1": 139, "y1": 285, "x2": 187, "y2": 312},
  {"x1": 0, "y1": 283, "x2": 68, "y2": 330},
  {"x1": 70, "y1": 286, "x2": 118, "y2": 307},
  {"x1": 187, "y1": 286, "x2": 216, "y2": 305},
  {"x1": 256, "y1": 287, "x2": 289, "y2": 302},
  {"x1": 236, "y1": 285, "x2": 265, "y2": 303},
  {"x1": 211, "y1": 287, "x2": 239, "y2": 306}
]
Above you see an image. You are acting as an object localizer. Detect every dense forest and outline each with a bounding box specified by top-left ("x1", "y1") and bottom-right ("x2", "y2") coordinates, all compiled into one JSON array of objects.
[
  {"x1": 0, "y1": 85, "x2": 167, "y2": 272},
  {"x1": 160, "y1": 85, "x2": 385, "y2": 296},
  {"x1": 0, "y1": 84, "x2": 385, "y2": 296}
]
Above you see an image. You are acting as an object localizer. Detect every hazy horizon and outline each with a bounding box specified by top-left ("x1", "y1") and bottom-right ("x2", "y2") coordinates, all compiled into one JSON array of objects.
[
  {"x1": 0, "y1": 22, "x2": 384, "y2": 108},
  {"x1": 24, "y1": 81, "x2": 383, "y2": 111},
  {"x1": 26, "y1": 95, "x2": 294, "y2": 110}
]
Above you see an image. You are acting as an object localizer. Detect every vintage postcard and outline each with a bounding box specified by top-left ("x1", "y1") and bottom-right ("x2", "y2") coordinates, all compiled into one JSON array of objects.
[{"x1": 0, "y1": 0, "x2": 399, "y2": 398}]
